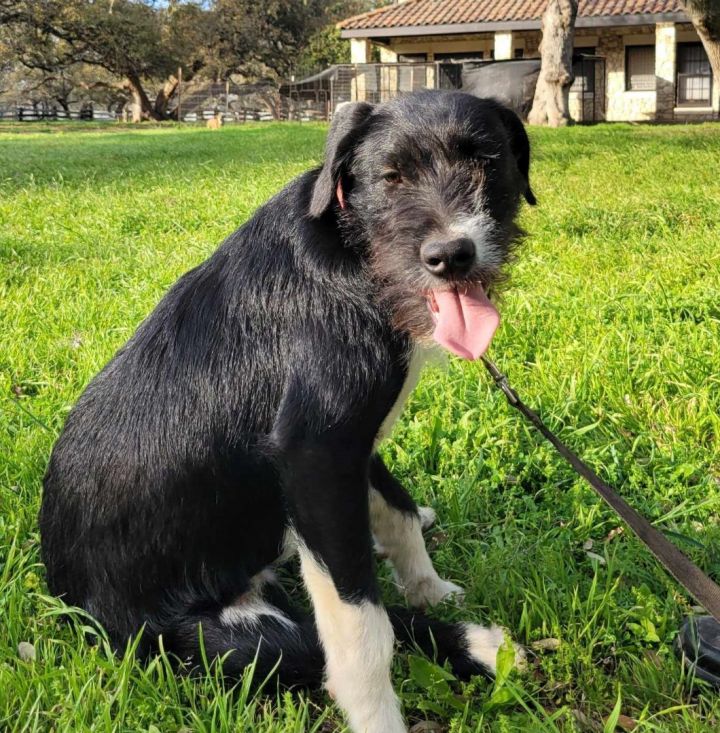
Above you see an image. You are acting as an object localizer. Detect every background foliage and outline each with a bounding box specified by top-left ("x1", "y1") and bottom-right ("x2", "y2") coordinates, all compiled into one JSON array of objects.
[{"x1": 0, "y1": 1, "x2": 383, "y2": 119}]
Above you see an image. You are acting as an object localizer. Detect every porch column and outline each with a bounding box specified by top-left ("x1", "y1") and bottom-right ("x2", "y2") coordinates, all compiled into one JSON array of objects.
[
  {"x1": 378, "y1": 47, "x2": 398, "y2": 101},
  {"x1": 494, "y1": 31, "x2": 513, "y2": 60},
  {"x1": 655, "y1": 22, "x2": 677, "y2": 121},
  {"x1": 350, "y1": 38, "x2": 372, "y2": 103},
  {"x1": 350, "y1": 38, "x2": 372, "y2": 63}
]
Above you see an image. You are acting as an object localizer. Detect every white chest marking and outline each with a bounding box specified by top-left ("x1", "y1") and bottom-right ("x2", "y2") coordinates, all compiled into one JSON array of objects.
[{"x1": 377, "y1": 347, "x2": 433, "y2": 444}]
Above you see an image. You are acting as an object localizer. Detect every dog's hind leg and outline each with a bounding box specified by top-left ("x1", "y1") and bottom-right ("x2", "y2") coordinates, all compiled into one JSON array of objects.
[{"x1": 369, "y1": 454, "x2": 463, "y2": 607}]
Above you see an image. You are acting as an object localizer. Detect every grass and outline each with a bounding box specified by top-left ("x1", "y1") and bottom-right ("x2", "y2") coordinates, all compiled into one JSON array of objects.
[{"x1": 1, "y1": 119, "x2": 719, "y2": 732}]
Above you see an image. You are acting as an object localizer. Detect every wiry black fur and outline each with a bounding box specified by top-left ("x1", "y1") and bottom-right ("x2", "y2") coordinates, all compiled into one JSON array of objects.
[{"x1": 40, "y1": 91, "x2": 534, "y2": 687}]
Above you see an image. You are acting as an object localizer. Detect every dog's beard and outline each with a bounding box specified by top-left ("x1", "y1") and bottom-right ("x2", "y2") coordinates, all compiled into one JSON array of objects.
[{"x1": 375, "y1": 277, "x2": 436, "y2": 342}]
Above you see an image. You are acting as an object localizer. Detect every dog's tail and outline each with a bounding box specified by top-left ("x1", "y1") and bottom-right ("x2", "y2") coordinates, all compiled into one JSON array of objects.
[
  {"x1": 159, "y1": 598, "x2": 501, "y2": 688},
  {"x1": 163, "y1": 607, "x2": 326, "y2": 688}
]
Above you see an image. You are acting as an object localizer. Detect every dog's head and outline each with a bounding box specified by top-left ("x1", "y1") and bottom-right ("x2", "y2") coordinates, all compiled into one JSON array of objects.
[{"x1": 309, "y1": 91, "x2": 535, "y2": 356}]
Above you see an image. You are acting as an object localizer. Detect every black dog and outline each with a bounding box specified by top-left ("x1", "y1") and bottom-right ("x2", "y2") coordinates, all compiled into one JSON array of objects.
[{"x1": 41, "y1": 91, "x2": 535, "y2": 733}]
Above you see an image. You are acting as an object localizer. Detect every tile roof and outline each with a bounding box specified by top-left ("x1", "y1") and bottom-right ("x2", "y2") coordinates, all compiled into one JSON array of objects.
[{"x1": 338, "y1": 0, "x2": 686, "y2": 32}]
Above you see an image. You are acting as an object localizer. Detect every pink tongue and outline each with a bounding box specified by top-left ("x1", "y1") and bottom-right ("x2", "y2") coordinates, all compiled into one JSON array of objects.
[{"x1": 429, "y1": 285, "x2": 500, "y2": 360}]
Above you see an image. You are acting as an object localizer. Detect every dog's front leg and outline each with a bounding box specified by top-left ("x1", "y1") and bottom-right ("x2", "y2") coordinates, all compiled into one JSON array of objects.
[
  {"x1": 369, "y1": 454, "x2": 463, "y2": 607},
  {"x1": 284, "y1": 444, "x2": 406, "y2": 733}
]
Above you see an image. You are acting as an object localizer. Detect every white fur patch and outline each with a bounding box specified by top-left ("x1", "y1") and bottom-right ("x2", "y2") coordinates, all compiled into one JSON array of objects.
[
  {"x1": 219, "y1": 596, "x2": 296, "y2": 630},
  {"x1": 369, "y1": 489, "x2": 463, "y2": 608},
  {"x1": 417, "y1": 505, "x2": 436, "y2": 531},
  {"x1": 377, "y1": 347, "x2": 427, "y2": 444},
  {"x1": 277, "y1": 527, "x2": 299, "y2": 564},
  {"x1": 464, "y1": 623, "x2": 526, "y2": 675},
  {"x1": 219, "y1": 569, "x2": 296, "y2": 630},
  {"x1": 298, "y1": 545, "x2": 406, "y2": 733},
  {"x1": 449, "y1": 214, "x2": 504, "y2": 271}
]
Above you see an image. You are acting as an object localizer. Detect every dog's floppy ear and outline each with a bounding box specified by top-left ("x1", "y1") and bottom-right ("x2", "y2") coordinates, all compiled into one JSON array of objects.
[
  {"x1": 309, "y1": 101, "x2": 374, "y2": 218},
  {"x1": 497, "y1": 105, "x2": 537, "y2": 206}
]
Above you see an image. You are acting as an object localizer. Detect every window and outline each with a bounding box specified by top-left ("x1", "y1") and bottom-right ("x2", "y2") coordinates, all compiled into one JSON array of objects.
[
  {"x1": 397, "y1": 53, "x2": 427, "y2": 63},
  {"x1": 514, "y1": 48, "x2": 524, "y2": 59},
  {"x1": 571, "y1": 47, "x2": 595, "y2": 93},
  {"x1": 626, "y1": 45, "x2": 656, "y2": 91},
  {"x1": 677, "y1": 43, "x2": 712, "y2": 106},
  {"x1": 434, "y1": 51, "x2": 483, "y2": 61}
]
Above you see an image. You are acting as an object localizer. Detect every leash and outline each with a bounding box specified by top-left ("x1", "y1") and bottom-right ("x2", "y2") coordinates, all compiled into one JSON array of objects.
[{"x1": 480, "y1": 356, "x2": 720, "y2": 625}]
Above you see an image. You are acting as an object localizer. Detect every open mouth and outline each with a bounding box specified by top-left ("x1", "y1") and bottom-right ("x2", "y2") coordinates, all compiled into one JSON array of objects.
[{"x1": 426, "y1": 282, "x2": 500, "y2": 361}]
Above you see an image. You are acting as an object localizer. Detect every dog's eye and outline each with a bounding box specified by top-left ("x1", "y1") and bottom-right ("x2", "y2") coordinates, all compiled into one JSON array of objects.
[
  {"x1": 383, "y1": 170, "x2": 402, "y2": 184},
  {"x1": 471, "y1": 152, "x2": 494, "y2": 164},
  {"x1": 473, "y1": 150, "x2": 500, "y2": 164}
]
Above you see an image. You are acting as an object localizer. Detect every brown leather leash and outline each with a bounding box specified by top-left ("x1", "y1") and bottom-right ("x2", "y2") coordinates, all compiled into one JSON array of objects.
[{"x1": 481, "y1": 356, "x2": 720, "y2": 625}]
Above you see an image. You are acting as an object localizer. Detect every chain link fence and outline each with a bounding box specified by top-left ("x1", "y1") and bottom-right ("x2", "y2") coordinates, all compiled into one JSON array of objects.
[{"x1": 0, "y1": 58, "x2": 605, "y2": 124}]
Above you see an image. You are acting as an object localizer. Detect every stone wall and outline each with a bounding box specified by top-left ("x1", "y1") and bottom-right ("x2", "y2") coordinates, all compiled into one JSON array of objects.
[
  {"x1": 655, "y1": 22, "x2": 677, "y2": 121},
  {"x1": 596, "y1": 25, "x2": 656, "y2": 121}
]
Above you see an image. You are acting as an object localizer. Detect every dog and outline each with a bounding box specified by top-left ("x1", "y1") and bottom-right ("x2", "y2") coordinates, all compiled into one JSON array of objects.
[
  {"x1": 41, "y1": 90, "x2": 536, "y2": 733},
  {"x1": 206, "y1": 111, "x2": 223, "y2": 129}
]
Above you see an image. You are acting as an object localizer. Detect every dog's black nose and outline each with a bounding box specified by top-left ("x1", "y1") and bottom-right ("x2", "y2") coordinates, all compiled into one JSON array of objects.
[{"x1": 421, "y1": 238, "x2": 476, "y2": 277}]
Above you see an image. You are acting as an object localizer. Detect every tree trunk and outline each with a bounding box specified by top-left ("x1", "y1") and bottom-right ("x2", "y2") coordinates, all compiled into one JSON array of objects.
[
  {"x1": 153, "y1": 75, "x2": 179, "y2": 119},
  {"x1": 124, "y1": 72, "x2": 163, "y2": 122},
  {"x1": 528, "y1": 0, "x2": 578, "y2": 127},
  {"x1": 55, "y1": 98, "x2": 70, "y2": 115},
  {"x1": 683, "y1": 1, "x2": 720, "y2": 84}
]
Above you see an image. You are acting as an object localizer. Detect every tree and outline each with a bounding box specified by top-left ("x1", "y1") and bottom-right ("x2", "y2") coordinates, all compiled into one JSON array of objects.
[
  {"x1": 528, "y1": 0, "x2": 578, "y2": 127},
  {"x1": 207, "y1": 0, "x2": 336, "y2": 81},
  {"x1": 0, "y1": 1, "x2": 209, "y2": 121},
  {"x1": 294, "y1": 25, "x2": 349, "y2": 73},
  {"x1": 0, "y1": 63, "x2": 127, "y2": 116},
  {"x1": 682, "y1": 1, "x2": 720, "y2": 84},
  {"x1": 294, "y1": 1, "x2": 382, "y2": 74},
  {"x1": 0, "y1": 0, "x2": 379, "y2": 121}
]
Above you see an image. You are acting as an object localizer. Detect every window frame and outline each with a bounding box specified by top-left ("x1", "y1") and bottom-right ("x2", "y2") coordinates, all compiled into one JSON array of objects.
[
  {"x1": 397, "y1": 53, "x2": 427, "y2": 63},
  {"x1": 676, "y1": 42, "x2": 713, "y2": 107},
  {"x1": 625, "y1": 44, "x2": 656, "y2": 92},
  {"x1": 433, "y1": 51, "x2": 484, "y2": 61}
]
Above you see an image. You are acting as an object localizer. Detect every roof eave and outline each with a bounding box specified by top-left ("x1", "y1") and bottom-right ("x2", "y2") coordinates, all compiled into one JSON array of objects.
[{"x1": 339, "y1": 12, "x2": 688, "y2": 39}]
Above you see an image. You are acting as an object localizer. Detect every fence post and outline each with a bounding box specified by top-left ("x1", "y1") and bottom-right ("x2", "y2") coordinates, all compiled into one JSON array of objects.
[{"x1": 177, "y1": 66, "x2": 182, "y2": 122}]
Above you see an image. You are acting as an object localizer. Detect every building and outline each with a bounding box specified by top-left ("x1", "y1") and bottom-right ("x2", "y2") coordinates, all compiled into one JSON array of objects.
[{"x1": 337, "y1": 0, "x2": 718, "y2": 122}]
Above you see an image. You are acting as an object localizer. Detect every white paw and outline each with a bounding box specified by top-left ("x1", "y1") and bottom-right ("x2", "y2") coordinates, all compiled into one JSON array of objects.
[
  {"x1": 417, "y1": 506, "x2": 436, "y2": 531},
  {"x1": 404, "y1": 576, "x2": 464, "y2": 608},
  {"x1": 464, "y1": 623, "x2": 526, "y2": 675}
]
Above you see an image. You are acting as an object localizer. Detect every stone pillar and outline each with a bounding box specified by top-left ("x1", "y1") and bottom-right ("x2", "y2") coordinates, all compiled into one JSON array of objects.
[
  {"x1": 379, "y1": 47, "x2": 397, "y2": 63},
  {"x1": 597, "y1": 30, "x2": 622, "y2": 120},
  {"x1": 351, "y1": 38, "x2": 372, "y2": 64},
  {"x1": 378, "y1": 47, "x2": 397, "y2": 101},
  {"x1": 494, "y1": 31, "x2": 513, "y2": 60},
  {"x1": 350, "y1": 39, "x2": 372, "y2": 102},
  {"x1": 655, "y1": 22, "x2": 677, "y2": 121}
]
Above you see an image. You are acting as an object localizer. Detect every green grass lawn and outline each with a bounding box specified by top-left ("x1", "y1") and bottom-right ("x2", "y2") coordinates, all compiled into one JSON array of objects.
[{"x1": 1, "y1": 120, "x2": 720, "y2": 732}]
